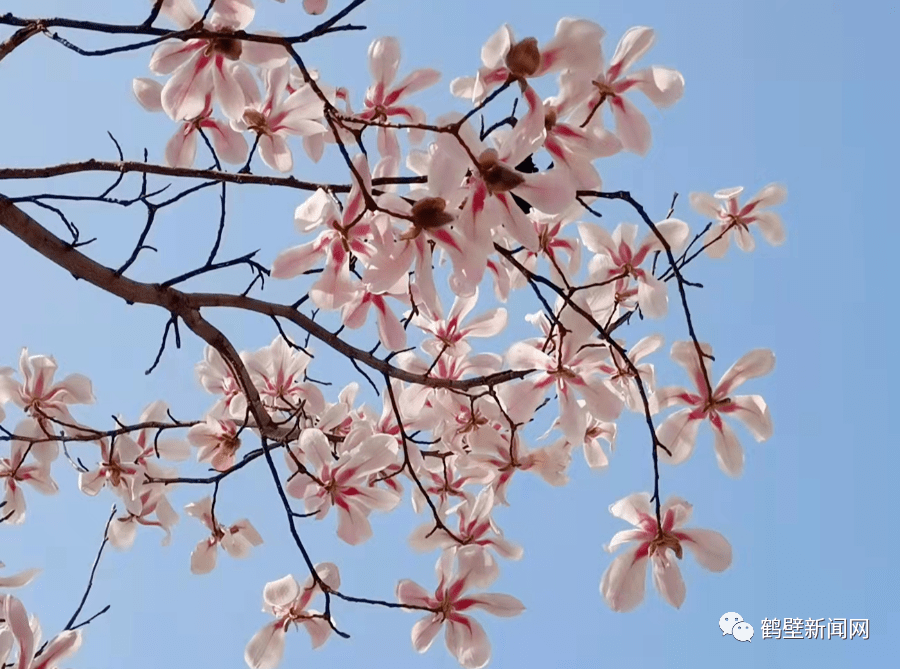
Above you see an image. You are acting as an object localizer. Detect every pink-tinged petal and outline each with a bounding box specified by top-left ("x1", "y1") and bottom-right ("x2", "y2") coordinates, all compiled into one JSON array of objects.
[
  {"x1": 537, "y1": 18, "x2": 604, "y2": 75},
  {"x1": 165, "y1": 125, "x2": 198, "y2": 168},
  {"x1": 506, "y1": 342, "x2": 552, "y2": 371},
  {"x1": 670, "y1": 340, "x2": 713, "y2": 394},
  {"x1": 149, "y1": 40, "x2": 200, "y2": 75},
  {"x1": 734, "y1": 225, "x2": 755, "y2": 252},
  {"x1": 78, "y1": 469, "x2": 106, "y2": 497},
  {"x1": 639, "y1": 218, "x2": 690, "y2": 255},
  {"x1": 107, "y1": 517, "x2": 137, "y2": 550},
  {"x1": 213, "y1": 61, "x2": 249, "y2": 121},
  {"x1": 609, "y1": 492, "x2": 653, "y2": 526},
  {"x1": 303, "y1": 134, "x2": 325, "y2": 163},
  {"x1": 660, "y1": 496, "x2": 693, "y2": 529},
  {"x1": 689, "y1": 191, "x2": 721, "y2": 219},
  {"x1": 630, "y1": 334, "x2": 664, "y2": 362},
  {"x1": 396, "y1": 579, "x2": 432, "y2": 608},
  {"x1": 656, "y1": 409, "x2": 701, "y2": 466},
  {"x1": 611, "y1": 96, "x2": 652, "y2": 155},
  {"x1": 161, "y1": 52, "x2": 213, "y2": 121},
  {"x1": 750, "y1": 183, "x2": 787, "y2": 209},
  {"x1": 368, "y1": 36, "x2": 401, "y2": 87},
  {"x1": 577, "y1": 376, "x2": 624, "y2": 422},
  {"x1": 716, "y1": 349, "x2": 775, "y2": 396},
  {"x1": 263, "y1": 574, "x2": 300, "y2": 609},
  {"x1": 207, "y1": 120, "x2": 249, "y2": 164},
  {"x1": 446, "y1": 616, "x2": 491, "y2": 669},
  {"x1": 558, "y1": 384, "x2": 587, "y2": 443},
  {"x1": 190, "y1": 540, "x2": 218, "y2": 575},
  {"x1": 651, "y1": 555, "x2": 686, "y2": 608},
  {"x1": 600, "y1": 546, "x2": 648, "y2": 612},
  {"x1": 516, "y1": 169, "x2": 575, "y2": 215},
  {"x1": 604, "y1": 528, "x2": 647, "y2": 553},
  {"x1": 0, "y1": 566, "x2": 40, "y2": 589},
  {"x1": 712, "y1": 419, "x2": 744, "y2": 478},
  {"x1": 411, "y1": 616, "x2": 443, "y2": 652},
  {"x1": 6, "y1": 595, "x2": 34, "y2": 669},
  {"x1": 271, "y1": 241, "x2": 324, "y2": 279},
  {"x1": 497, "y1": 379, "x2": 549, "y2": 427},
  {"x1": 259, "y1": 134, "x2": 294, "y2": 173},
  {"x1": 336, "y1": 502, "x2": 374, "y2": 545},
  {"x1": 577, "y1": 221, "x2": 617, "y2": 255},
  {"x1": 300, "y1": 617, "x2": 332, "y2": 648},
  {"x1": 244, "y1": 621, "x2": 286, "y2": 669},
  {"x1": 481, "y1": 24, "x2": 513, "y2": 69},
  {"x1": 728, "y1": 394, "x2": 773, "y2": 442},
  {"x1": 610, "y1": 27, "x2": 656, "y2": 75},
  {"x1": 678, "y1": 528, "x2": 732, "y2": 572},
  {"x1": 133, "y1": 77, "x2": 164, "y2": 112},
  {"x1": 375, "y1": 304, "x2": 407, "y2": 352},
  {"x1": 466, "y1": 593, "x2": 525, "y2": 617},
  {"x1": 637, "y1": 273, "x2": 668, "y2": 319},
  {"x1": 704, "y1": 223, "x2": 731, "y2": 258},
  {"x1": 754, "y1": 211, "x2": 786, "y2": 246},
  {"x1": 159, "y1": 0, "x2": 200, "y2": 29},
  {"x1": 391, "y1": 68, "x2": 441, "y2": 100},
  {"x1": 631, "y1": 66, "x2": 685, "y2": 108},
  {"x1": 54, "y1": 373, "x2": 95, "y2": 404}
]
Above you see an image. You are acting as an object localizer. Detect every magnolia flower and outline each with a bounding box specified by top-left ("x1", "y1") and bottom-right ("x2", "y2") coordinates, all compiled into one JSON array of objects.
[
  {"x1": 451, "y1": 18, "x2": 603, "y2": 103},
  {"x1": 232, "y1": 63, "x2": 326, "y2": 172},
  {"x1": 573, "y1": 26, "x2": 685, "y2": 155},
  {"x1": 396, "y1": 550, "x2": 525, "y2": 669},
  {"x1": 148, "y1": 0, "x2": 286, "y2": 122},
  {"x1": 78, "y1": 434, "x2": 144, "y2": 514},
  {"x1": 410, "y1": 289, "x2": 508, "y2": 359},
  {"x1": 355, "y1": 36, "x2": 440, "y2": 161},
  {"x1": 601, "y1": 493, "x2": 731, "y2": 611},
  {"x1": 302, "y1": 0, "x2": 328, "y2": 14},
  {"x1": 689, "y1": 184, "x2": 787, "y2": 258},
  {"x1": 188, "y1": 417, "x2": 243, "y2": 472},
  {"x1": 184, "y1": 496, "x2": 263, "y2": 574},
  {"x1": 284, "y1": 427, "x2": 400, "y2": 545},
  {"x1": 244, "y1": 335, "x2": 325, "y2": 418},
  {"x1": 133, "y1": 81, "x2": 248, "y2": 167},
  {"x1": 654, "y1": 342, "x2": 774, "y2": 478},
  {"x1": 542, "y1": 398, "x2": 617, "y2": 469},
  {"x1": 196, "y1": 345, "x2": 248, "y2": 419},
  {"x1": 579, "y1": 219, "x2": 689, "y2": 319},
  {"x1": 108, "y1": 485, "x2": 179, "y2": 550},
  {"x1": 0, "y1": 349, "x2": 94, "y2": 432},
  {"x1": 245, "y1": 564, "x2": 341, "y2": 669},
  {"x1": 0, "y1": 595, "x2": 82, "y2": 669},
  {"x1": 594, "y1": 334, "x2": 664, "y2": 411},
  {"x1": 1, "y1": 420, "x2": 58, "y2": 525}
]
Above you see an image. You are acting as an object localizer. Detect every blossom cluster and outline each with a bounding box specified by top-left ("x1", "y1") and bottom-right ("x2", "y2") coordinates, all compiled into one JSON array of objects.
[{"x1": 0, "y1": 1, "x2": 788, "y2": 668}]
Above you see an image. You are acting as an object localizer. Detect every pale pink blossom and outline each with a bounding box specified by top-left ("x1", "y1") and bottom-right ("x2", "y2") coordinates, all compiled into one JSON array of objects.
[
  {"x1": 451, "y1": 18, "x2": 603, "y2": 103},
  {"x1": 573, "y1": 26, "x2": 685, "y2": 155},
  {"x1": 185, "y1": 496, "x2": 263, "y2": 574},
  {"x1": 355, "y1": 36, "x2": 440, "y2": 160},
  {"x1": 285, "y1": 427, "x2": 400, "y2": 545},
  {"x1": 579, "y1": 219, "x2": 689, "y2": 318},
  {"x1": 0, "y1": 349, "x2": 94, "y2": 433},
  {"x1": 601, "y1": 493, "x2": 732, "y2": 611},
  {"x1": 0, "y1": 420, "x2": 58, "y2": 525},
  {"x1": 689, "y1": 184, "x2": 787, "y2": 258},
  {"x1": 410, "y1": 288, "x2": 507, "y2": 359},
  {"x1": 654, "y1": 342, "x2": 775, "y2": 478},
  {"x1": 244, "y1": 335, "x2": 325, "y2": 418},
  {"x1": 196, "y1": 345, "x2": 249, "y2": 419},
  {"x1": 132, "y1": 80, "x2": 248, "y2": 167},
  {"x1": 396, "y1": 550, "x2": 524, "y2": 669},
  {"x1": 188, "y1": 416, "x2": 243, "y2": 471},
  {"x1": 148, "y1": 0, "x2": 286, "y2": 122},
  {"x1": 78, "y1": 434, "x2": 144, "y2": 514},
  {"x1": 271, "y1": 157, "x2": 375, "y2": 310},
  {"x1": 542, "y1": 398, "x2": 617, "y2": 469},
  {"x1": 245, "y1": 564, "x2": 340, "y2": 669},
  {"x1": 232, "y1": 63, "x2": 326, "y2": 172},
  {"x1": 594, "y1": 334, "x2": 663, "y2": 411},
  {"x1": 0, "y1": 595, "x2": 82, "y2": 669},
  {"x1": 108, "y1": 486, "x2": 180, "y2": 550},
  {"x1": 339, "y1": 277, "x2": 410, "y2": 352}
]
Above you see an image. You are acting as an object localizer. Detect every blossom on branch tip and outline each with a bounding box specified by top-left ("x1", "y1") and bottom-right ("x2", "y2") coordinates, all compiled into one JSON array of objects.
[
  {"x1": 653, "y1": 342, "x2": 775, "y2": 477},
  {"x1": 689, "y1": 184, "x2": 787, "y2": 258},
  {"x1": 397, "y1": 550, "x2": 524, "y2": 669},
  {"x1": 185, "y1": 496, "x2": 263, "y2": 574},
  {"x1": 245, "y1": 564, "x2": 340, "y2": 669},
  {"x1": 601, "y1": 493, "x2": 731, "y2": 611}
]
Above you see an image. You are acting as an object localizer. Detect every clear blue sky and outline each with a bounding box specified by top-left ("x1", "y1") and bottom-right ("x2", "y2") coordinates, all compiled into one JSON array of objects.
[{"x1": 1, "y1": 1, "x2": 897, "y2": 667}]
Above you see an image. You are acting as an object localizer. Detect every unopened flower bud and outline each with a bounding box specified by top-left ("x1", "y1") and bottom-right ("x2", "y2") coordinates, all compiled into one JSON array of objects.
[
  {"x1": 478, "y1": 149, "x2": 525, "y2": 194},
  {"x1": 412, "y1": 197, "x2": 455, "y2": 230},
  {"x1": 505, "y1": 37, "x2": 541, "y2": 78}
]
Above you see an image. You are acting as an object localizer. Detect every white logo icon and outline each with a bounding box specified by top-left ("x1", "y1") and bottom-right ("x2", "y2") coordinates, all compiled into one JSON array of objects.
[
  {"x1": 733, "y1": 622, "x2": 754, "y2": 642},
  {"x1": 719, "y1": 612, "x2": 744, "y2": 636}
]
